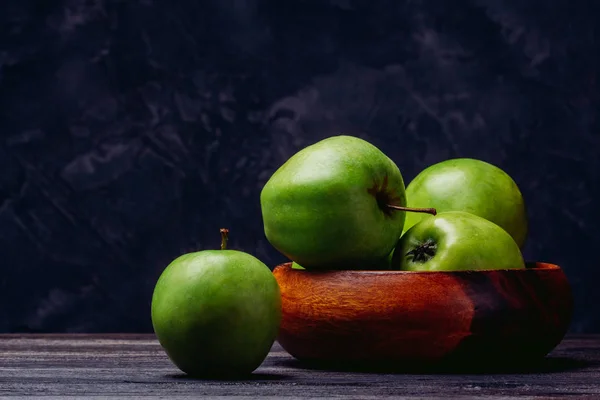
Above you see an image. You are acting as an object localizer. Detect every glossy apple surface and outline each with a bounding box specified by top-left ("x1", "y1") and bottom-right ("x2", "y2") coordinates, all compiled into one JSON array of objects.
[
  {"x1": 261, "y1": 135, "x2": 407, "y2": 270},
  {"x1": 392, "y1": 211, "x2": 525, "y2": 271},
  {"x1": 403, "y1": 158, "x2": 527, "y2": 247}
]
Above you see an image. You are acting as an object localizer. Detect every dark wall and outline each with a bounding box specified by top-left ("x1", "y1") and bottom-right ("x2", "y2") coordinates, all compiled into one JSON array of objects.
[{"x1": 1, "y1": 0, "x2": 598, "y2": 333}]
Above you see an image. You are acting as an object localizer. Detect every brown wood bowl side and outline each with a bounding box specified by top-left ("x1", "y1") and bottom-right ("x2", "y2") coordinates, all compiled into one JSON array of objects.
[{"x1": 273, "y1": 262, "x2": 573, "y2": 367}]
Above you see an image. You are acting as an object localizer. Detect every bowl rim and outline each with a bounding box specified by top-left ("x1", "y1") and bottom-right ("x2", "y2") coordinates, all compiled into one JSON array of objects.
[{"x1": 274, "y1": 261, "x2": 562, "y2": 275}]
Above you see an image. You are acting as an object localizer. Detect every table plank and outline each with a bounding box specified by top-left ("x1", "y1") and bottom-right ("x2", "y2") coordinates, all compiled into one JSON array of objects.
[{"x1": 0, "y1": 334, "x2": 599, "y2": 399}]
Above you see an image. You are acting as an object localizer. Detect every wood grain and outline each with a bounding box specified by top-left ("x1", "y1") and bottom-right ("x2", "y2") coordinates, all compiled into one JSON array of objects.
[
  {"x1": 0, "y1": 334, "x2": 599, "y2": 398},
  {"x1": 273, "y1": 262, "x2": 573, "y2": 366}
]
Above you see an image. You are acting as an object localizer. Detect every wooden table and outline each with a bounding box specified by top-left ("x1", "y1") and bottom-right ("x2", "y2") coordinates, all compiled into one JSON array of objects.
[{"x1": 1, "y1": 334, "x2": 599, "y2": 399}]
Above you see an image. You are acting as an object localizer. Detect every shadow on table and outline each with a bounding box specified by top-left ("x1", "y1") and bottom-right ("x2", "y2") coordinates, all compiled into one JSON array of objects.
[
  {"x1": 273, "y1": 356, "x2": 595, "y2": 375},
  {"x1": 168, "y1": 372, "x2": 292, "y2": 382}
]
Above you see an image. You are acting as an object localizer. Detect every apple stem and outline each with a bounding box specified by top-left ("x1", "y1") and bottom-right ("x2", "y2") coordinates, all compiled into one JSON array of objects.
[
  {"x1": 386, "y1": 205, "x2": 437, "y2": 216},
  {"x1": 220, "y1": 228, "x2": 229, "y2": 250}
]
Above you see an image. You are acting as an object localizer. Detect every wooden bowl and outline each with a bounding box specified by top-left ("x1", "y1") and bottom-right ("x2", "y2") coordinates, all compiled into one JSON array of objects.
[{"x1": 273, "y1": 262, "x2": 573, "y2": 369}]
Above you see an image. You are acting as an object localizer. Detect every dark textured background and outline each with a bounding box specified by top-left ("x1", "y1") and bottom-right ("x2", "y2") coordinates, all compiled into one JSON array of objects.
[{"x1": 1, "y1": 0, "x2": 598, "y2": 333}]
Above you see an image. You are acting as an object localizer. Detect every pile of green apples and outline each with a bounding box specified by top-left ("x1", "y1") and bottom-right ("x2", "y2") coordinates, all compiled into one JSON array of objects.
[
  {"x1": 150, "y1": 134, "x2": 528, "y2": 379},
  {"x1": 262, "y1": 135, "x2": 527, "y2": 272}
]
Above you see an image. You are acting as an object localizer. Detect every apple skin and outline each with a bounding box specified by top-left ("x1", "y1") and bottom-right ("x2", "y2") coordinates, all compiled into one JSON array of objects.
[
  {"x1": 392, "y1": 211, "x2": 525, "y2": 271},
  {"x1": 291, "y1": 262, "x2": 305, "y2": 270},
  {"x1": 403, "y1": 158, "x2": 528, "y2": 248},
  {"x1": 151, "y1": 250, "x2": 281, "y2": 377},
  {"x1": 260, "y1": 135, "x2": 407, "y2": 270}
]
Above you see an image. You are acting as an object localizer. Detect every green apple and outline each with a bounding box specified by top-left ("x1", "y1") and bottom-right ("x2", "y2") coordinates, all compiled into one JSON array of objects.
[
  {"x1": 403, "y1": 158, "x2": 528, "y2": 247},
  {"x1": 392, "y1": 211, "x2": 525, "y2": 271},
  {"x1": 260, "y1": 135, "x2": 434, "y2": 270},
  {"x1": 151, "y1": 229, "x2": 282, "y2": 378},
  {"x1": 291, "y1": 262, "x2": 305, "y2": 270}
]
